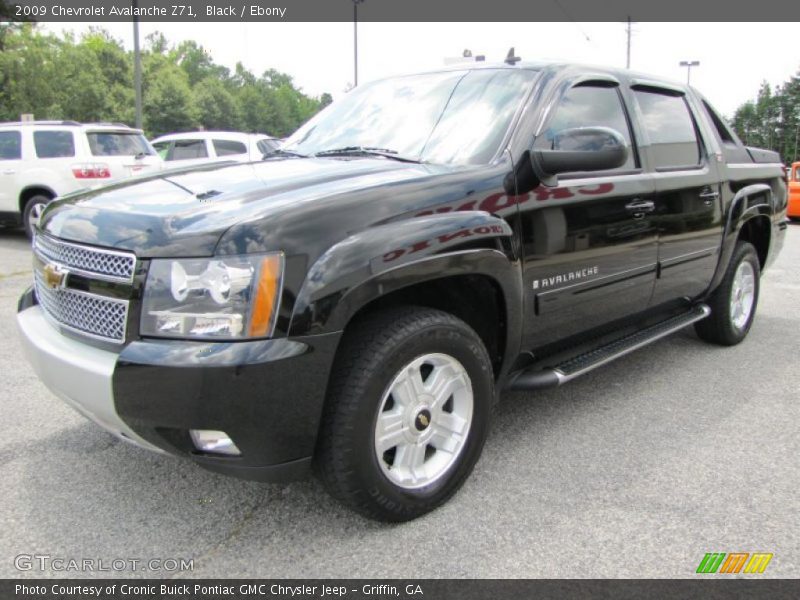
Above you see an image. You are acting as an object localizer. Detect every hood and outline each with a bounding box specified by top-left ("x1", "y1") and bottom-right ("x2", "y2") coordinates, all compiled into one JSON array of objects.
[{"x1": 41, "y1": 158, "x2": 453, "y2": 257}]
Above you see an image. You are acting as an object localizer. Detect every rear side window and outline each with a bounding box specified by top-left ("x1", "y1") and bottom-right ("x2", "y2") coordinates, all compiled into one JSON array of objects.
[
  {"x1": 701, "y1": 101, "x2": 735, "y2": 144},
  {"x1": 0, "y1": 131, "x2": 22, "y2": 160},
  {"x1": 257, "y1": 139, "x2": 279, "y2": 155},
  {"x1": 168, "y1": 139, "x2": 208, "y2": 160},
  {"x1": 152, "y1": 141, "x2": 170, "y2": 159},
  {"x1": 88, "y1": 132, "x2": 154, "y2": 156},
  {"x1": 534, "y1": 84, "x2": 637, "y2": 171},
  {"x1": 634, "y1": 90, "x2": 700, "y2": 169},
  {"x1": 213, "y1": 139, "x2": 247, "y2": 156},
  {"x1": 34, "y1": 130, "x2": 75, "y2": 158}
]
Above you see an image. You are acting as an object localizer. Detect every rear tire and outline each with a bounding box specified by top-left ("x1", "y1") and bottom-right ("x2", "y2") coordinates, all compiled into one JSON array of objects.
[
  {"x1": 22, "y1": 194, "x2": 52, "y2": 239},
  {"x1": 695, "y1": 242, "x2": 760, "y2": 346},
  {"x1": 317, "y1": 306, "x2": 495, "y2": 522}
]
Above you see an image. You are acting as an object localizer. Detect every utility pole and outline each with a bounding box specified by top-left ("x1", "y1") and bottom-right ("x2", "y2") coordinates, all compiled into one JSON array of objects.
[
  {"x1": 132, "y1": 0, "x2": 142, "y2": 129},
  {"x1": 626, "y1": 16, "x2": 632, "y2": 69},
  {"x1": 353, "y1": 0, "x2": 364, "y2": 87},
  {"x1": 679, "y1": 60, "x2": 700, "y2": 86}
]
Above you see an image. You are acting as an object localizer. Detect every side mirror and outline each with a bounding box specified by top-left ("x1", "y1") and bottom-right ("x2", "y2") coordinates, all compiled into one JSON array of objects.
[{"x1": 531, "y1": 126, "x2": 628, "y2": 186}]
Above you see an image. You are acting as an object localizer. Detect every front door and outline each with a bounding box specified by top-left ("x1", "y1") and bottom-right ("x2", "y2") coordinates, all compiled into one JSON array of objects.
[{"x1": 518, "y1": 81, "x2": 658, "y2": 350}]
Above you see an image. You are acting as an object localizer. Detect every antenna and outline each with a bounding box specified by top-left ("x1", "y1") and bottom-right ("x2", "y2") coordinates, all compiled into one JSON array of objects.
[{"x1": 505, "y1": 47, "x2": 521, "y2": 65}]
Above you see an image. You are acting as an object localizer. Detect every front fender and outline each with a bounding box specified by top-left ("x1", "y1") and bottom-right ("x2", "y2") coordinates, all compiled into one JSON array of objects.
[{"x1": 288, "y1": 211, "x2": 519, "y2": 337}]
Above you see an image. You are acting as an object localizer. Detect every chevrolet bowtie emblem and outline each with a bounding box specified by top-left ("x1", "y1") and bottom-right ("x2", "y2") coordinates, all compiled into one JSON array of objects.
[
  {"x1": 43, "y1": 263, "x2": 67, "y2": 289},
  {"x1": 418, "y1": 414, "x2": 429, "y2": 427}
]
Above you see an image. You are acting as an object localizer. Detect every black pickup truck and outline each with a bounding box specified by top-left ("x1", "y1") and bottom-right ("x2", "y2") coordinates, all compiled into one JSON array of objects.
[{"x1": 17, "y1": 62, "x2": 787, "y2": 522}]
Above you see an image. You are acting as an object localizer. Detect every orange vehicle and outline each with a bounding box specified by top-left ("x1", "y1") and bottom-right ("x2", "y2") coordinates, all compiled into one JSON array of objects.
[{"x1": 789, "y1": 162, "x2": 800, "y2": 220}]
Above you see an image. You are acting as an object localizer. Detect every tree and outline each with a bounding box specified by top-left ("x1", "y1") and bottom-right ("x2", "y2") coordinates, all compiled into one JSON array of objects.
[
  {"x1": 143, "y1": 64, "x2": 197, "y2": 136},
  {"x1": 0, "y1": 25, "x2": 325, "y2": 137},
  {"x1": 194, "y1": 77, "x2": 240, "y2": 130},
  {"x1": 731, "y1": 70, "x2": 800, "y2": 163}
]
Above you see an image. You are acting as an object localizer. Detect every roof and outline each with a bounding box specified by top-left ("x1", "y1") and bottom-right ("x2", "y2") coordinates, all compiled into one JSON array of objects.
[
  {"x1": 381, "y1": 60, "x2": 689, "y2": 93},
  {"x1": 151, "y1": 131, "x2": 276, "y2": 143}
]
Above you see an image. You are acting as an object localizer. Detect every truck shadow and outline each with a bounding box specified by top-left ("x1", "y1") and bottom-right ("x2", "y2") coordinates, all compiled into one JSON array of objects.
[{"x1": 7, "y1": 312, "x2": 795, "y2": 577}]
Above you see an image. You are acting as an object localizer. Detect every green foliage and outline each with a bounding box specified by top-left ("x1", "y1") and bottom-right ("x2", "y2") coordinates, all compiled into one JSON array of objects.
[
  {"x1": 0, "y1": 24, "x2": 330, "y2": 138},
  {"x1": 731, "y1": 70, "x2": 800, "y2": 164}
]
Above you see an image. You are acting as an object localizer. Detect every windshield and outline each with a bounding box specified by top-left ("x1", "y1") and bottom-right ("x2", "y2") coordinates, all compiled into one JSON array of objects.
[
  {"x1": 283, "y1": 69, "x2": 537, "y2": 165},
  {"x1": 87, "y1": 132, "x2": 155, "y2": 157}
]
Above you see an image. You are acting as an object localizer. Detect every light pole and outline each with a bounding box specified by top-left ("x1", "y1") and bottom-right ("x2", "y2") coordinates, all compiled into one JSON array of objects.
[
  {"x1": 132, "y1": 0, "x2": 142, "y2": 129},
  {"x1": 679, "y1": 60, "x2": 700, "y2": 86},
  {"x1": 352, "y1": 0, "x2": 365, "y2": 87}
]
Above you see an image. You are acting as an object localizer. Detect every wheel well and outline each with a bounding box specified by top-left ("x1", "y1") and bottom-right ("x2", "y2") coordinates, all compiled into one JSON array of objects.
[
  {"x1": 344, "y1": 275, "x2": 507, "y2": 379},
  {"x1": 737, "y1": 216, "x2": 770, "y2": 268},
  {"x1": 19, "y1": 186, "x2": 56, "y2": 213}
]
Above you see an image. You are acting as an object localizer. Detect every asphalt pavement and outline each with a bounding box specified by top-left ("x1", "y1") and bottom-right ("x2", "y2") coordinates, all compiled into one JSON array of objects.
[{"x1": 1, "y1": 225, "x2": 798, "y2": 579}]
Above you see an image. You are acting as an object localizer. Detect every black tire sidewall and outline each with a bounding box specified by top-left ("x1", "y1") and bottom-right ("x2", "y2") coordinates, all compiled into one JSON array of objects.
[
  {"x1": 344, "y1": 316, "x2": 494, "y2": 516},
  {"x1": 23, "y1": 194, "x2": 51, "y2": 238},
  {"x1": 718, "y1": 243, "x2": 761, "y2": 343}
]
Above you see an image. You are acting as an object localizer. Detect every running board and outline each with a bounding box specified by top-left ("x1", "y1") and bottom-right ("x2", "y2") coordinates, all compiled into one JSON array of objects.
[{"x1": 508, "y1": 304, "x2": 711, "y2": 391}]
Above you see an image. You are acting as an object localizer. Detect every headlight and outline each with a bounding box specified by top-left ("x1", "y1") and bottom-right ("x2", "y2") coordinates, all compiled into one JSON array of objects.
[{"x1": 141, "y1": 253, "x2": 284, "y2": 340}]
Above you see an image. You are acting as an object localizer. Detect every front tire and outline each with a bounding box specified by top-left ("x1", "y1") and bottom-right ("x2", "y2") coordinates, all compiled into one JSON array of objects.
[
  {"x1": 317, "y1": 307, "x2": 495, "y2": 522},
  {"x1": 695, "y1": 241, "x2": 760, "y2": 346}
]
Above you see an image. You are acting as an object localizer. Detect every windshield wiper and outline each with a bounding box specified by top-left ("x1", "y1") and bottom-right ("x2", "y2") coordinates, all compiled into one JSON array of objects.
[
  {"x1": 263, "y1": 148, "x2": 309, "y2": 159},
  {"x1": 313, "y1": 146, "x2": 422, "y2": 163}
]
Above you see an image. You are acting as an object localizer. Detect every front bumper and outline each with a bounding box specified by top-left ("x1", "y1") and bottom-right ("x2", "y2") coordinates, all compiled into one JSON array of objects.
[{"x1": 17, "y1": 292, "x2": 342, "y2": 482}]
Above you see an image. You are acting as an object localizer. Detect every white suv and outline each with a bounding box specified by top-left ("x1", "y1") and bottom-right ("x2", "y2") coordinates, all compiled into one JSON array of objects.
[
  {"x1": 151, "y1": 131, "x2": 280, "y2": 168},
  {"x1": 0, "y1": 121, "x2": 162, "y2": 237}
]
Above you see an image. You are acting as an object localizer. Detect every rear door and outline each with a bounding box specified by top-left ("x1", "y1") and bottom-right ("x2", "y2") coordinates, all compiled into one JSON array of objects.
[
  {"x1": 630, "y1": 85, "x2": 724, "y2": 305},
  {"x1": 84, "y1": 130, "x2": 162, "y2": 179},
  {"x1": 519, "y1": 78, "x2": 658, "y2": 349},
  {"x1": 0, "y1": 130, "x2": 23, "y2": 213}
]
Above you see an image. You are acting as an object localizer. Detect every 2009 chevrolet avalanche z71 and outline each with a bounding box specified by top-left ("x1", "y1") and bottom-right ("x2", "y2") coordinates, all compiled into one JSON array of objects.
[{"x1": 17, "y1": 62, "x2": 787, "y2": 521}]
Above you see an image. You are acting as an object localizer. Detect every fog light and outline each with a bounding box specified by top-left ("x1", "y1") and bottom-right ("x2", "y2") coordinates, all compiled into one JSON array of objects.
[{"x1": 189, "y1": 430, "x2": 241, "y2": 456}]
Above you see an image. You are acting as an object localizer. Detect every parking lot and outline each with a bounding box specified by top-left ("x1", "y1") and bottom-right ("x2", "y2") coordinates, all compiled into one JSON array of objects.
[{"x1": 1, "y1": 224, "x2": 798, "y2": 579}]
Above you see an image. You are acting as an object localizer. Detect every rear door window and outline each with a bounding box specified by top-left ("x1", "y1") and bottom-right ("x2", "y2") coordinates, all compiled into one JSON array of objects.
[
  {"x1": 212, "y1": 139, "x2": 247, "y2": 156},
  {"x1": 634, "y1": 90, "x2": 701, "y2": 169},
  {"x1": 0, "y1": 131, "x2": 22, "y2": 160},
  {"x1": 168, "y1": 139, "x2": 208, "y2": 160},
  {"x1": 87, "y1": 132, "x2": 154, "y2": 156},
  {"x1": 33, "y1": 130, "x2": 75, "y2": 158}
]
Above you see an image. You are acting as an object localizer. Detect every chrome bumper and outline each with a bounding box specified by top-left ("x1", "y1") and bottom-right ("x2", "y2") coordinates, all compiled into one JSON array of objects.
[{"x1": 16, "y1": 305, "x2": 165, "y2": 454}]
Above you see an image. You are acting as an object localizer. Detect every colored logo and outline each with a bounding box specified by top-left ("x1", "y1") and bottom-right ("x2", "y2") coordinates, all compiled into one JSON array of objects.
[{"x1": 696, "y1": 552, "x2": 773, "y2": 574}]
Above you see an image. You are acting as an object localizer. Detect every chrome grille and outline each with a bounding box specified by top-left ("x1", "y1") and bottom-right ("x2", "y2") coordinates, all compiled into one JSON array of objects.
[
  {"x1": 34, "y1": 271, "x2": 129, "y2": 343},
  {"x1": 34, "y1": 232, "x2": 135, "y2": 282}
]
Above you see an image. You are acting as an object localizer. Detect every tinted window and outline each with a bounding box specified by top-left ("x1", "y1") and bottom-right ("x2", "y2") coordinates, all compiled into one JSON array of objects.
[
  {"x1": 213, "y1": 139, "x2": 247, "y2": 156},
  {"x1": 701, "y1": 101, "x2": 735, "y2": 144},
  {"x1": 88, "y1": 132, "x2": 154, "y2": 156},
  {"x1": 634, "y1": 90, "x2": 700, "y2": 169},
  {"x1": 0, "y1": 131, "x2": 21, "y2": 160},
  {"x1": 534, "y1": 84, "x2": 636, "y2": 170},
  {"x1": 34, "y1": 130, "x2": 75, "y2": 158},
  {"x1": 168, "y1": 139, "x2": 208, "y2": 160}
]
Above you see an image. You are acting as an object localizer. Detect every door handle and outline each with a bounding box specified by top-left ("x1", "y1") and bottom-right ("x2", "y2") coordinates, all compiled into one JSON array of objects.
[
  {"x1": 699, "y1": 188, "x2": 720, "y2": 205},
  {"x1": 625, "y1": 200, "x2": 655, "y2": 213},
  {"x1": 2, "y1": 170, "x2": 15, "y2": 175}
]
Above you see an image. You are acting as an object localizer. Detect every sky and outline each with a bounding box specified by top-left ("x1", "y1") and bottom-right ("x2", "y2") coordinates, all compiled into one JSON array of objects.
[{"x1": 44, "y1": 21, "x2": 800, "y2": 118}]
